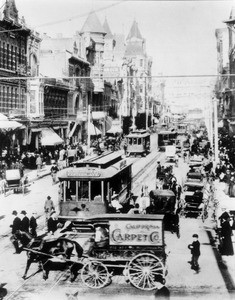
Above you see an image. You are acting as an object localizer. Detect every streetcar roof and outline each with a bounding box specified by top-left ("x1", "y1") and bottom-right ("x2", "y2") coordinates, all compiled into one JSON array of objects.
[
  {"x1": 57, "y1": 158, "x2": 132, "y2": 181},
  {"x1": 73, "y1": 151, "x2": 123, "y2": 169}
]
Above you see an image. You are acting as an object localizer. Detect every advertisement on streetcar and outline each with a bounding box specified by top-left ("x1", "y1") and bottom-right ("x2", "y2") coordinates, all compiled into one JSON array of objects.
[{"x1": 109, "y1": 220, "x2": 163, "y2": 246}]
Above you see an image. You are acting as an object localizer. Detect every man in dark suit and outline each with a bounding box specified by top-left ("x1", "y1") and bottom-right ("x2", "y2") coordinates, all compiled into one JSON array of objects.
[
  {"x1": 29, "y1": 212, "x2": 38, "y2": 237},
  {"x1": 188, "y1": 234, "x2": 201, "y2": 271},
  {"x1": 20, "y1": 210, "x2": 29, "y2": 233},
  {"x1": 10, "y1": 210, "x2": 21, "y2": 254}
]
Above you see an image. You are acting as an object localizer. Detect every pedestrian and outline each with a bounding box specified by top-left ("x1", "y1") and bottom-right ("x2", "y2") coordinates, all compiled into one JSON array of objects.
[
  {"x1": 47, "y1": 211, "x2": 58, "y2": 235},
  {"x1": 44, "y1": 196, "x2": 55, "y2": 226},
  {"x1": 123, "y1": 138, "x2": 128, "y2": 156},
  {"x1": 9, "y1": 210, "x2": 21, "y2": 254},
  {"x1": 188, "y1": 234, "x2": 200, "y2": 271},
  {"x1": 0, "y1": 283, "x2": 7, "y2": 300},
  {"x1": 29, "y1": 212, "x2": 38, "y2": 237},
  {"x1": 50, "y1": 161, "x2": 59, "y2": 185},
  {"x1": 20, "y1": 210, "x2": 29, "y2": 233},
  {"x1": 219, "y1": 212, "x2": 234, "y2": 256},
  {"x1": 156, "y1": 161, "x2": 161, "y2": 179},
  {"x1": 36, "y1": 154, "x2": 42, "y2": 176}
]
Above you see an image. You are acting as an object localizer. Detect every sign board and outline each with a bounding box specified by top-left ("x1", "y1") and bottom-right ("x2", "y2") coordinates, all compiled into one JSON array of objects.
[
  {"x1": 66, "y1": 169, "x2": 101, "y2": 178},
  {"x1": 109, "y1": 220, "x2": 163, "y2": 246}
]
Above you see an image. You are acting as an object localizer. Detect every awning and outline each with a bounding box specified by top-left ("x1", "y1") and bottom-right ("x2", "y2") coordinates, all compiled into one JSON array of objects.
[
  {"x1": 41, "y1": 128, "x2": 64, "y2": 146},
  {"x1": 88, "y1": 123, "x2": 102, "y2": 136},
  {"x1": 107, "y1": 125, "x2": 123, "y2": 134},
  {"x1": 0, "y1": 120, "x2": 23, "y2": 130}
]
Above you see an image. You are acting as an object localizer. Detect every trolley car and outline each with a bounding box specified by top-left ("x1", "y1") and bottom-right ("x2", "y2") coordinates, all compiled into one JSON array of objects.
[
  {"x1": 158, "y1": 130, "x2": 177, "y2": 151},
  {"x1": 126, "y1": 129, "x2": 150, "y2": 157},
  {"x1": 57, "y1": 151, "x2": 133, "y2": 217}
]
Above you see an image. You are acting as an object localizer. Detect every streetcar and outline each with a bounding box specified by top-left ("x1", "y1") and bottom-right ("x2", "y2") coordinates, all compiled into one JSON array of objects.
[
  {"x1": 125, "y1": 129, "x2": 150, "y2": 157},
  {"x1": 157, "y1": 130, "x2": 177, "y2": 151},
  {"x1": 57, "y1": 151, "x2": 133, "y2": 217}
]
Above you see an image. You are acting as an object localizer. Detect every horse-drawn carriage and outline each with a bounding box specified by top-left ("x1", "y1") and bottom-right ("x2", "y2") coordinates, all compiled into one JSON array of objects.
[
  {"x1": 18, "y1": 214, "x2": 167, "y2": 290},
  {"x1": 3, "y1": 169, "x2": 29, "y2": 194},
  {"x1": 20, "y1": 214, "x2": 168, "y2": 291},
  {"x1": 148, "y1": 189, "x2": 180, "y2": 238},
  {"x1": 182, "y1": 181, "x2": 205, "y2": 218}
]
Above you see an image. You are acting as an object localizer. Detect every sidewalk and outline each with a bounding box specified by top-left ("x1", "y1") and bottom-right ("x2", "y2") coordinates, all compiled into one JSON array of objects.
[{"x1": 209, "y1": 180, "x2": 235, "y2": 291}]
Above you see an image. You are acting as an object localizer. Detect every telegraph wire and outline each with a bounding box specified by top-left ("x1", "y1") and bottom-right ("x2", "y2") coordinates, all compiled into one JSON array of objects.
[{"x1": 0, "y1": 0, "x2": 127, "y2": 33}]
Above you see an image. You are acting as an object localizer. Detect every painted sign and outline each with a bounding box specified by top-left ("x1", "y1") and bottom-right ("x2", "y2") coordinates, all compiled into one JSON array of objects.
[
  {"x1": 109, "y1": 220, "x2": 163, "y2": 246},
  {"x1": 67, "y1": 169, "x2": 101, "y2": 178}
]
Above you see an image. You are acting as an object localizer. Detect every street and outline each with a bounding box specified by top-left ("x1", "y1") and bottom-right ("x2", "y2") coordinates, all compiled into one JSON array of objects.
[{"x1": 0, "y1": 145, "x2": 233, "y2": 300}]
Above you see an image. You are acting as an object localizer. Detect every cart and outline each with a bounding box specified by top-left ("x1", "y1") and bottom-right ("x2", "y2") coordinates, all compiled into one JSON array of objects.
[
  {"x1": 59, "y1": 214, "x2": 168, "y2": 290},
  {"x1": 182, "y1": 181, "x2": 205, "y2": 218},
  {"x1": 148, "y1": 189, "x2": 180, "y2": 238},
  {"x1": 5, "y1": 169, "x2": 23, "y2": 193}
]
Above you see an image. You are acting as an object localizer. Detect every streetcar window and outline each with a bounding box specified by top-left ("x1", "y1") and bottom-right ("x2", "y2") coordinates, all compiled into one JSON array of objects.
[
  {"x1": 129, "y1": 138, "x2": 132, "y2": 145},
  {"x1": 138, "y1": 138, "x2": 141, "y2": 145},
  {"x1": 133, "y1": 138, "x2": 137, "y2": 144}
]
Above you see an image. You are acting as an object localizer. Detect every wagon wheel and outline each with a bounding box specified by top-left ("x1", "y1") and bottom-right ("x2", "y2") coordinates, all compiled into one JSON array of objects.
[
  {"x1": 81, "y1": 260, "x2": 109, "y2": 289},
  {"x1": 127, "y1": 253, "x2": 166, "y2": 291}
]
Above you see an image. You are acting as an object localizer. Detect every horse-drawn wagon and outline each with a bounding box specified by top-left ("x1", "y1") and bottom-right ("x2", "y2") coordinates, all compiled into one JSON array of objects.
[
  {"x1": 20, "y1": 214, "x2": 168, "y2": 291},
  {"x1": 148, "y1": 189, "x2": 180, "y2": 238}
]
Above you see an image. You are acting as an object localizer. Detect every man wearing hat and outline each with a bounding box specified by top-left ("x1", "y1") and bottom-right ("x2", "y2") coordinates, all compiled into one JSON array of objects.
[
  {"x1": 44, "y1": 196, "x2": 55, "y2": 226},
  {"x1": 188, "y1": 234, "x2": 200, "y2": 271},
  {"x1": 29, "y1": 212, "x2": 38, "y2": 237},
  {"x1": 9, "y1": 210, "x2": 21, "y2": 254},
  {"x1": 47, "y1": 211, "x2": 58, "y2": 234},
  {"x1": 20, "y1": 210, "x2": 29, "y2": 233}
]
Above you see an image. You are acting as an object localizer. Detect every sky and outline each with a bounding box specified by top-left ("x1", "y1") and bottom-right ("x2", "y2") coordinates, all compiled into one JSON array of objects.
[
  {"x1": 1, "y1": 0, "x2": 234, "y2": 109},
  {"x1": 8, "y1": 0, "x2": 233, "y2": 77}
]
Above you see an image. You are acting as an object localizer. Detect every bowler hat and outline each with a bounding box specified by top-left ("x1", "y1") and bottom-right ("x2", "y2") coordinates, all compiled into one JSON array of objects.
[
  {"x1": 12, "y1": 210, "x2": 17, "y2": 215},
  {"x1": 192, "y1": 234, "x2": 198, "y2": 238},
  {"x1": 20, "y1": 210, "x2": 27, "y2": 215},
  {"x1": 47, "y1": 196, "x2": 51, "y2": 200}
]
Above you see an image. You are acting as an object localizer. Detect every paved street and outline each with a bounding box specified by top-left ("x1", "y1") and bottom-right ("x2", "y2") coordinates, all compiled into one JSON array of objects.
[{"x1": 0, "y1": 139, "x2": 234, "y2": 300}]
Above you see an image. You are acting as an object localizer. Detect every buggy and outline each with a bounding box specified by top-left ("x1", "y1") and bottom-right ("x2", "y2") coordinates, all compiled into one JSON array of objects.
[
  {"x1": 148, "y1": 189, "x2": 180, "y2": 238},
  {"x1": 182, "y1": 181, "x2": 205, "y2": 218}
]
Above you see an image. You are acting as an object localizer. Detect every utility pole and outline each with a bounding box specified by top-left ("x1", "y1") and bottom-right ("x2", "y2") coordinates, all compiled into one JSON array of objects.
[
  {"x1": 213, "y1": 97, "x2": 219, "y2": 164},
  {"x1": 145, "y1": 76, "x2": 148, "y2": 130},
  {"x1": 87, "y1": 104, "x2": 91, "y2": 155}
]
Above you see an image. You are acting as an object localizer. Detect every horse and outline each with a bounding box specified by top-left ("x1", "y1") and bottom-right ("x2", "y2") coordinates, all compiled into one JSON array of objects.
[{"x1": 14, "y1": 230, "x2": 83, "y2": 281}]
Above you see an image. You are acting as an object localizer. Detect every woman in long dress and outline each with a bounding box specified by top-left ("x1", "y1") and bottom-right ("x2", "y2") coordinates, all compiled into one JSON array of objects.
[{"x1": 220, "y1": 213, "x2": 234, "y2": 256}]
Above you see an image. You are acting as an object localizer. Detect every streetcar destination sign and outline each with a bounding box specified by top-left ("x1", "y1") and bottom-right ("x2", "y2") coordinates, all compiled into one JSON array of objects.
[
  {"x1": 109, "y1": 220, "x2": 163, "y2": 246},
  {"x1": 66, "y1": 169, "x2": 101, "y2": 177}
]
